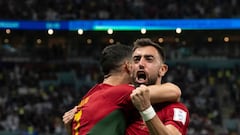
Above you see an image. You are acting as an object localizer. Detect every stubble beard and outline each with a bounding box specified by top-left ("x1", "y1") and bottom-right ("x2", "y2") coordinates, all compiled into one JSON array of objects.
[{"x1": 133, "y1": 75, "x2": 157, "y2": 87}]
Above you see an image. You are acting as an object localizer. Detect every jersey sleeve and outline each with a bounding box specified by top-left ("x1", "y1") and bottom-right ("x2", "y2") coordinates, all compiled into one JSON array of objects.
[{"x1": 159, "y1": 103, "x2": 190, "y2": 134}]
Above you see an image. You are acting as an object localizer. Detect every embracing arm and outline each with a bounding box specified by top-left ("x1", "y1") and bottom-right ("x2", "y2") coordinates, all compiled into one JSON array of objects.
[
  {"x1": 62, "y1": 106, "x2": 78, "y2": 135},
  {"x1": 147, "y1": 82, "x2": 181, "y2": 104}
]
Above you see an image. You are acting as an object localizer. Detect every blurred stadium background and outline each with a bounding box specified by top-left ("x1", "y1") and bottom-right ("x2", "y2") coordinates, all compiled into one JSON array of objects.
[{"x1": 0, "y1": 0, "x2": 239, "y2": 135}]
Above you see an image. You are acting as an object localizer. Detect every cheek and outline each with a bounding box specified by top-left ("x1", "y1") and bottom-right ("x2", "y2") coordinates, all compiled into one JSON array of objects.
[
  {"x1": 150, "y1": 65, "x2": 161, "y2": 75},
  {"x1": 130, "y1": 66, "x2": 137, "y2": 75},
  {"x1": 149, "y1": 64, "x2": 160, "y2": 71},
  {"x1": 131, "y1": 64, "x2": 138, "y2": 71}
]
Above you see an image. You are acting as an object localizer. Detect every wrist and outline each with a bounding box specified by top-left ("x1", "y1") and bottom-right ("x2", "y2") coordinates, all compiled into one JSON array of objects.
[{"x1": 139, "y1": 106, "x2": 156, "y2": 121}]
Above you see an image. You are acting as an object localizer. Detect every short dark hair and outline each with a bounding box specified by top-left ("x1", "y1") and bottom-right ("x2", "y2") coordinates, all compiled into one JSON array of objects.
[
  {"x1": 133, "y1": 38, "x2": 165, "y2": 62},
  {"x1": 100, "y1": 44, "x2": 132, "y2": 76}
]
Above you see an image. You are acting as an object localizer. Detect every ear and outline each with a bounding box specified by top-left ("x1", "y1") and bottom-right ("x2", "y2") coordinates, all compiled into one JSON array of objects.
[
  {"x1": 124, "y1": 61, "x2": 132, "y2": 74},
  {"x1": 159, "y1": 63, "x2": 168, "y2": 77}
]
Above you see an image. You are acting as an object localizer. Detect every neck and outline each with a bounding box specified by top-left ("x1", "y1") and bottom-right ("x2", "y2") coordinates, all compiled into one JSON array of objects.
[
  {"x1": 156, "y1": 77, "x2": 162, "y2": 85},
  {"x1": 103, "y1": 73, "x2": 130, "y2": 86}
]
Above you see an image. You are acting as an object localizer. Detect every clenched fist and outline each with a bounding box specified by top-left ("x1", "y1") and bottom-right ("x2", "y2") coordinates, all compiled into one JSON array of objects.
[{"x1": 130, "y1": 84, "x2": 151, "y2": 111}]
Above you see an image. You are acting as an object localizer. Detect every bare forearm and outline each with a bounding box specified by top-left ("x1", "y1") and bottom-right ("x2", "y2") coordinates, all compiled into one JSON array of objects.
[
  {"x1": 145, "y1": 115, "x2": 170, "y2": 135},
  {"x1": 148, "y1": 83, "x2": 181, "y2": 104},
  {"x1": 145, "y1": 115, "x2": 182, "y2": 135}
]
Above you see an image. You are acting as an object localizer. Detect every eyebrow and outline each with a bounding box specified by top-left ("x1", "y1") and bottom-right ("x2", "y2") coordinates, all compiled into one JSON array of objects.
[{"x1": 133, "y1": 54, "x2": 154, "y2": 57}]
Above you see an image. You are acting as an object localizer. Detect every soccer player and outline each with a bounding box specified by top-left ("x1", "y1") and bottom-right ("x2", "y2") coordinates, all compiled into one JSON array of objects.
[
  {"x1": 129, "y1": 38, "x2": 190, "y2": 135},
  {"x1": 63, "y1": 43, "x2": 181, "y2": 135}
]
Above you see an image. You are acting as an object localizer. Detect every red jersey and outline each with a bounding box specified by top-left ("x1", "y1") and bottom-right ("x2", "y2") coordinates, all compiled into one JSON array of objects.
[
  {"x1": 126, "y1": 102, "x2": 190, "y2": 135},
  {"x1": 72, "y1": 83, "x2": 135, "y2": 135}
]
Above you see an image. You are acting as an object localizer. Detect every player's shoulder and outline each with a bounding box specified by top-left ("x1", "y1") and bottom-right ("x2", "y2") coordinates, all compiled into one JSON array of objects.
[
  {"x1": 102, "y1": 84, "x2": 135, "y2": 97},
  {"x1": 167, "y1": 102, "x2": 189, "y2": 112},
  {"x1": 104, "y1": 84, "x2": 134, "y2": 93},
  {"x1": 114, "y1": 84, "x2": 135, "y2": 89},
  {"x1": 156, "y1": 102, "x2": 188, "y2": 112}
]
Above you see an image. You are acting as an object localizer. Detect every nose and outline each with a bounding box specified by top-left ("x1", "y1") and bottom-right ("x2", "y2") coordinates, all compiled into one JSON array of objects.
[
  {"x1": 138, "y1": 58, "x2": 145, "y2": 69},
  {"x1": 139, "y1": 64, "x2": 144, "y2": 69}
]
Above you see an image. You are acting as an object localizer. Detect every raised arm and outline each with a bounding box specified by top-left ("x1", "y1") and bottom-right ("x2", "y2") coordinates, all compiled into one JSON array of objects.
[
  {"x1": 145, "y1": 116, "x2": 182, "y2": 135},
  {"x1": 147, "y1": 82, "x2": 181, "y2": 104},
  {"x1": 130, "y1": 85, "x2": 183, "y2": 135}
]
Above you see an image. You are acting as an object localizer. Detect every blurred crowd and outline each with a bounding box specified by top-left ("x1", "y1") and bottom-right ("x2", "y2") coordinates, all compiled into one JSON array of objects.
[
  {"x1": 166, "y1": 64, "x2": 240, "y2": 135},
  {"x1": 0, "y1": 0, "x2": 240, "y2": 20},
  {"x1": 0, "y1": 62, "x2": 101, "y2": 135}
]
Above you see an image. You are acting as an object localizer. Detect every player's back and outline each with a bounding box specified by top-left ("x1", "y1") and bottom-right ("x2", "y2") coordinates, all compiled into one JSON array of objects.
[{"x1": 72, "y1": 83, "x2": 134, "y2": 135}]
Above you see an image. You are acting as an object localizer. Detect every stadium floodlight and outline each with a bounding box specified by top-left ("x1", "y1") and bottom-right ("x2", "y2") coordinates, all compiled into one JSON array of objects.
[
  {"x1": 208, "y1": 37, "x2": 213, "y2": 42},
  {"x1": 5, "y1": 29, "x2": 11, "y2": 34},
  {"x1": 36, "y1": 39, "x2": 42, "y2": 44},
  {"x1": 107, "y1": 29, "x2": 113, "y2": 34},
  {"x1": 78, "y1": 29, "x2": 84, "y2": 35},
  {"x1": 176, "y1": 28, "x2": 182, "y2": 34},
  {"x1": 158, "y1": 38, "x2": 164, "y2": 43},
  {"x1": 109, "y1": 38, "x2": 114, "y2": 44},
  {"x1": 48, "y1": 29, "x2": 54, "y2": 35},
  {"x1": 87, "y1": 39, "x2": 92, "y2": 44},
  {"x1": 141, "y1": 28, "x2": 146, "y2": 34},
  {"x1": 224, "y1": 37, "x2": 229, "y2": 42}
]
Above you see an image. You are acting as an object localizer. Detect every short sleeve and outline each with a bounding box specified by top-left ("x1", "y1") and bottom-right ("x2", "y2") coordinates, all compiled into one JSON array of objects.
[{"x1": 157, "y1": 103, "x2": 190, "y2": 134}]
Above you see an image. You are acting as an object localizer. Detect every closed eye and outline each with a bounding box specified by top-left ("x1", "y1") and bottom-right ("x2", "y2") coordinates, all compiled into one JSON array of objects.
[
  {"x1": 145, "y1": 55, "x2": 154, "y2": 62},
  {"x1": 133, "y1": 56, "x2": 141, "y2": 63}
]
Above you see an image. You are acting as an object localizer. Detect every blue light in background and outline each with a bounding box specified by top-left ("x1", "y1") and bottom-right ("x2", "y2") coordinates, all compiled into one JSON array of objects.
[{"x1": 0, "y1": 19, "x2": 240, "y2": 31}]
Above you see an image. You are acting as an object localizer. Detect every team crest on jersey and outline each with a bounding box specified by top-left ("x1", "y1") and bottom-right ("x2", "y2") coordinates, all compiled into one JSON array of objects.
[{"x1": 173, "y1": 108, "x2": 187, "y2": 125}]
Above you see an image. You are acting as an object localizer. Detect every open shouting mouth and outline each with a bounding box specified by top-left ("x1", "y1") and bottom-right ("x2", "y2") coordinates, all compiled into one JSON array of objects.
[{"x1": 136, "y1": 71, "x2": 147, "y2": 84}]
